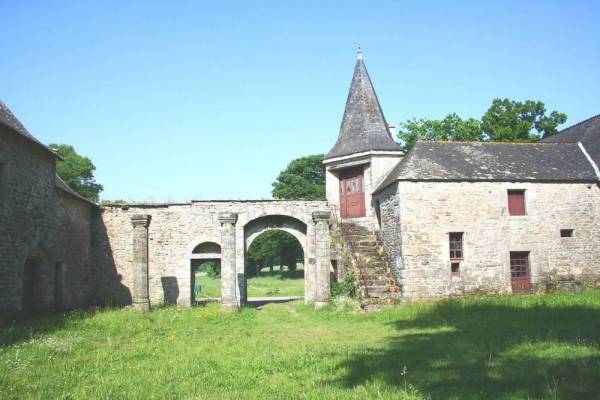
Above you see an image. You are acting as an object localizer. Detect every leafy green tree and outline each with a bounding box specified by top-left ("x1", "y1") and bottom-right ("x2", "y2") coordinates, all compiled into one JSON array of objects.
[
  {"x1": 398, "y1": 99, "x2": 567, "y2": 150},
  {"x1": 272, "y1": 154, "x2": 325, "y2": 200},
  {"x1": 246, "y1": 230, "x2": 303, "y2": 277},
  {"x1": 481, "y1": 99, "x2": 567, "y2": 142},
  {"x1": 398, "y1": 114, "x2": 482, "y2": 150},
  {"x1": 49, "y1": 143, "x2": 103, "y2": 202}
]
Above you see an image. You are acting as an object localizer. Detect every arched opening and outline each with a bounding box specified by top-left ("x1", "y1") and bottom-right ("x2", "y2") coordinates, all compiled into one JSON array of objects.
[
  {"x1": 190, "y1": 241, "x2": 221, "y2": 303},
  {"x1": 244, "y1": 215, "x2": 307, "y2": 301}
]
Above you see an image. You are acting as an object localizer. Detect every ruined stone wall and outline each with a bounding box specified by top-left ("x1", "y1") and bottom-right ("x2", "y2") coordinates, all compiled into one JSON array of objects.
[
  {"x1": 0, "y1": 129, "x2": 57, "y2": 317},
  {"x1": 391, "y1": 181, "x2": 600, "y2": 300},
  {"x1": 97, "y1": 200, "x2": 327, "y2": 307},
  {"x1": 55, "y1": 190, "x2": 96, "y2": 309}
]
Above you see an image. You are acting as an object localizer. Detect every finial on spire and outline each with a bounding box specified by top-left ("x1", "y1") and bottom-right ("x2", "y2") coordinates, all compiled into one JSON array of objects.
[{"x1": 357, "y1": 44, "x2": 363, "y2": 60}]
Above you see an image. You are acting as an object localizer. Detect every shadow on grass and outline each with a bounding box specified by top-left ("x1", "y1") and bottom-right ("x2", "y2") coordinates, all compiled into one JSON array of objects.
[
  {"x1": 0, "y1": 309, "x2": 96, "y2": 349},
  {"x1": 336, "y1": 296, "x2": 600, "y2": 399}
]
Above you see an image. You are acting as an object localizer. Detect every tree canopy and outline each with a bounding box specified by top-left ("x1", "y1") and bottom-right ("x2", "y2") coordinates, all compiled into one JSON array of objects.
[
  {"x1": 50, "y1": 143, "x2": 103, "y2": 202},
  {"x1": 246, "y1": 230, "x2": 303, "y2": 276},
  {"x1": 398, "y1": 98, "x2": 567, "y2": 151},
  {"x1": 271, "y1": 154, "x2": 325, "y2": 200}
]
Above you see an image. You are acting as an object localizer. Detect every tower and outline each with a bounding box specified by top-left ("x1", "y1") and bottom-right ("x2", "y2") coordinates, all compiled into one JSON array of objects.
[{"x1": 324, "y1": 49, "x2": 404, "y2": 222}]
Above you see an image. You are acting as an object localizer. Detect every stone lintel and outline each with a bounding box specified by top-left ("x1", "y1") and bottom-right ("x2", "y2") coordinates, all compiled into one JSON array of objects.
[
  {"x1": 218, "y1": 212, "x2": 238, "y2": 225},
  {"x1": 131, "y1": 214, "x2": 151, "y2": 227},
  {"x1": 312, "y1": 210, "x2": 331, "y2": 223}
]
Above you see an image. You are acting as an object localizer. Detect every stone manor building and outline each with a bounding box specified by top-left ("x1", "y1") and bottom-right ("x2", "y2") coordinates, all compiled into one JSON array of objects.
[{"x1": 1, "y1": 52, "x2": 599, "y2": 318}]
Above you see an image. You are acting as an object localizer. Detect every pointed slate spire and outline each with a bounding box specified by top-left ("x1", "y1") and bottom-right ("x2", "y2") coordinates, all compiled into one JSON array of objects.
[{"x1": 325, "y1": 50, "x2": 401, "y2": 159}]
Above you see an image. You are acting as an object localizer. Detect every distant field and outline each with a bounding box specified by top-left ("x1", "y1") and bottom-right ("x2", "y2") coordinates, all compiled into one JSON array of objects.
[
  {"x1": 1, "y1": 290, "x2": 599, "y2": 399},
  {"x1": 195, "y1": 264, "x2": 304, "y2": 299}
]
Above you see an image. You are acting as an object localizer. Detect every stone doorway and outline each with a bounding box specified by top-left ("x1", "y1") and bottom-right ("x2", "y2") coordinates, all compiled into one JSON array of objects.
[{"x1": 190, "y1": 242, "x2": 221, "y2": 304}]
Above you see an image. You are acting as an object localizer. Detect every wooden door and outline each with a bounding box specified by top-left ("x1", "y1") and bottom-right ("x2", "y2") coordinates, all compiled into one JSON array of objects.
[
  {"x1": 339, "y1": 167, "x2": 366, "y2": 219},
  {"x1": 510, "y1": 252, "x2": 531, "y2": 292}
]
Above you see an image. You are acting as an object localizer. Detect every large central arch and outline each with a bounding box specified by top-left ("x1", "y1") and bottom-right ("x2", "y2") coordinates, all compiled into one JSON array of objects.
[{"x1": 243, "y1": 215, "x2": 308, "y2": 300}]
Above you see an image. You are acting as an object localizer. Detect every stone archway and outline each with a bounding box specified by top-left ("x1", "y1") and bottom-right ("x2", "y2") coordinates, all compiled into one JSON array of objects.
[
  {"x1": 218, "y1": 209, "x2": 331, "y2": 310},
  {"x1": 243, "y1": 215, "x2": 308, "y2": 301}
]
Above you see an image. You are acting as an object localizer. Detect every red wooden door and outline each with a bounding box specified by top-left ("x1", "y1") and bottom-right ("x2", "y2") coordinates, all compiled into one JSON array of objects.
[
  {"x1": 339, "y1": 167, "x2": 366, "y2": 219},
  {"x1": 510, "y1": 252, "x2": 531, "y2": 292}
]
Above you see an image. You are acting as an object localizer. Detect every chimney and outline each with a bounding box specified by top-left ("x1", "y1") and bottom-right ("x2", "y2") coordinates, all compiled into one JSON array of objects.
[{"x1": 387, "y1": 124, "x2": 396, "y2": 140}]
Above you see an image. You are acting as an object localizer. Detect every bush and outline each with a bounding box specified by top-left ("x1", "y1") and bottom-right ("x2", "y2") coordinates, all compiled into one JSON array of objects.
[{"x1": 331, "y1": 272, "x2": 356, "y2": 298}]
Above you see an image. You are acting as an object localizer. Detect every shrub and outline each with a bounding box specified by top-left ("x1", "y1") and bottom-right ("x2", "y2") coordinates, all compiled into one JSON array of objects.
[{"x1": 331, "y1": 272, "x2": 356, "y2": 298}]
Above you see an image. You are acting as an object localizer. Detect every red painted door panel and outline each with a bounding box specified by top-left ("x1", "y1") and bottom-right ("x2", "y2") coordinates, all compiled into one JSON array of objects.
[{"x1": 339, "y1": 167, "x2": 366, "y2": 219}]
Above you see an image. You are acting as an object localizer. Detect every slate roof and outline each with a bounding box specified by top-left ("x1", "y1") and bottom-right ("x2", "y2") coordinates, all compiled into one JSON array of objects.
[
  {"x1": 541, "y1": 114, "x2": 600, "y2": 168},
  {"x1": 325, "y1": 54, "x2": 402, "y2": 159},
  {"x1": 55, "y1": 175, "x2": 97, "y2": 206},
  {"x1": 0, "y1": 100, "x2": 58, "y2": 158},
  {"x1": 374, "y1": 141, "x2": 599, "y2": 193}
]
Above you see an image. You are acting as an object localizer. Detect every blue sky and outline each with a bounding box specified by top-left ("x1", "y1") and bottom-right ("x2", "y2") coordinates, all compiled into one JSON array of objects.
[{"x1": 1, "y1": 1, "x2": 599, "y2": 201}]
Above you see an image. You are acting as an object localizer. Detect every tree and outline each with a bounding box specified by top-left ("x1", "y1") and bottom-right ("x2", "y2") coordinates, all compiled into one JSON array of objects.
[
  {"x1": 397, "y1": 99, "x2": 567, "y2": 151},
  {"x1": 481, "y1": 99, "x2": 567, "y2": 142},
  {"x1": 398, "y1": 114, "x2": 483, "y2": 151},
  {"x1": 246, "y1": 230, "x2": 303, "y2": 276},
  {"x1": 49, "y1": 143, "x2": 103, "y2": 202},
  {"x1": 272, "y1": 154, "x2": 325, "y2": 200}
]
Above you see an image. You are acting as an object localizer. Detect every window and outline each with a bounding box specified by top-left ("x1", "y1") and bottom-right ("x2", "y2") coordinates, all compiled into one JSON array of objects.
[
  {"x1": 507, "y1": 190, "x2": 526, "y2": 216},
  {"x1": 560, "y1": 229, "x2": 574, "y2": 238},
  {"x1": 510, "y1": 252, "x2": 529, "y2": 278},
  {"x1": 451, "y1": 262, "x2": 460, "y2": 276},
  {"x1": 449, "y1": 232, "x2": 463, "y2": 260}
]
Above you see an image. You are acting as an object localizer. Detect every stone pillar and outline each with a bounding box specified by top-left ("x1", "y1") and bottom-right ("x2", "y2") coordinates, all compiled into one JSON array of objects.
[
  {"x1": 131, "y1": 214, "x2": 151, "y2": 312},
  {"x1": 219, "y1": 212, "x2": 239, "y2": 311},
  {"x1": 313, "y1": 210, "x2": 332, "y2": 308}
]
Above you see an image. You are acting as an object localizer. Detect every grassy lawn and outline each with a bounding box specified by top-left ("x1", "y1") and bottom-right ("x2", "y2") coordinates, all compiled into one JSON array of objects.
[
  {"x1": 1, "y1": 290, "x2": 599, "y2": 399},
  {"x1": 247, "y1": 266, "x2": 304, "y2": 297},
  {"x1": 195, "y1": 265, "x2": 304, "y2": 299}
]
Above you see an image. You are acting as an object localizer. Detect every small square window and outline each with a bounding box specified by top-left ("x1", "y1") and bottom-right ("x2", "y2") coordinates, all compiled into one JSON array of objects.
[
  {"x1": 560, "y1": 229, "x2": 574, "y2": 238},
  {"x1": 451, "y1": 262, "x2": 460, "y2": 276}
]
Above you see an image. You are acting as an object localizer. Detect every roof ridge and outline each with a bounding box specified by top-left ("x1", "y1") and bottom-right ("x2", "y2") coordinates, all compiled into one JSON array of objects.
[
  {"x1": 419, "y1": 140, "x2": 563, "y2": 145},
  {"x1": 558, "y1": 113, "x2": 600, "y2": 133}
]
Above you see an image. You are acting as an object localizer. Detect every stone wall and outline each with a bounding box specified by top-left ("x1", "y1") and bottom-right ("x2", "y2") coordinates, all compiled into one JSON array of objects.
[
  {"x1": 55, "y1": 190, "x2": 97, "y2": 309},
  {"x1": 0, "y1": 128, "x2": 98, "y2": 319},
  {"x1": 0, "y1": 128, "x2": 58, "y2": 317},
  {"x1": 373, "y1": 183, "x2": 403, "y2": 286},
  {"x1": 377, "y1": 181, "x2": 600, "y2": 300},
  {"x1": 97, "y1": 200, "x2": 329, "y2": 307}
]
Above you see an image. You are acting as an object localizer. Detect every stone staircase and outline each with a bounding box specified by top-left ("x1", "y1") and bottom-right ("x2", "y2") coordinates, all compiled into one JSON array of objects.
[{"x1": 339, "y1": 222, "x2": 400, "y2": 309}]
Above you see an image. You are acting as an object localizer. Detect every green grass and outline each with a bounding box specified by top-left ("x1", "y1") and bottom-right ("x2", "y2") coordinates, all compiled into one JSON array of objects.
[
  {"x1": 195, "y1": 266, "x2": 305, "y2": 299},
  {"x1": 246, "y1": 267, "x2": 304, "y2": 297},
  {"x1": 1, "y1": 290, "x2": 600, "y2": 399}
]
